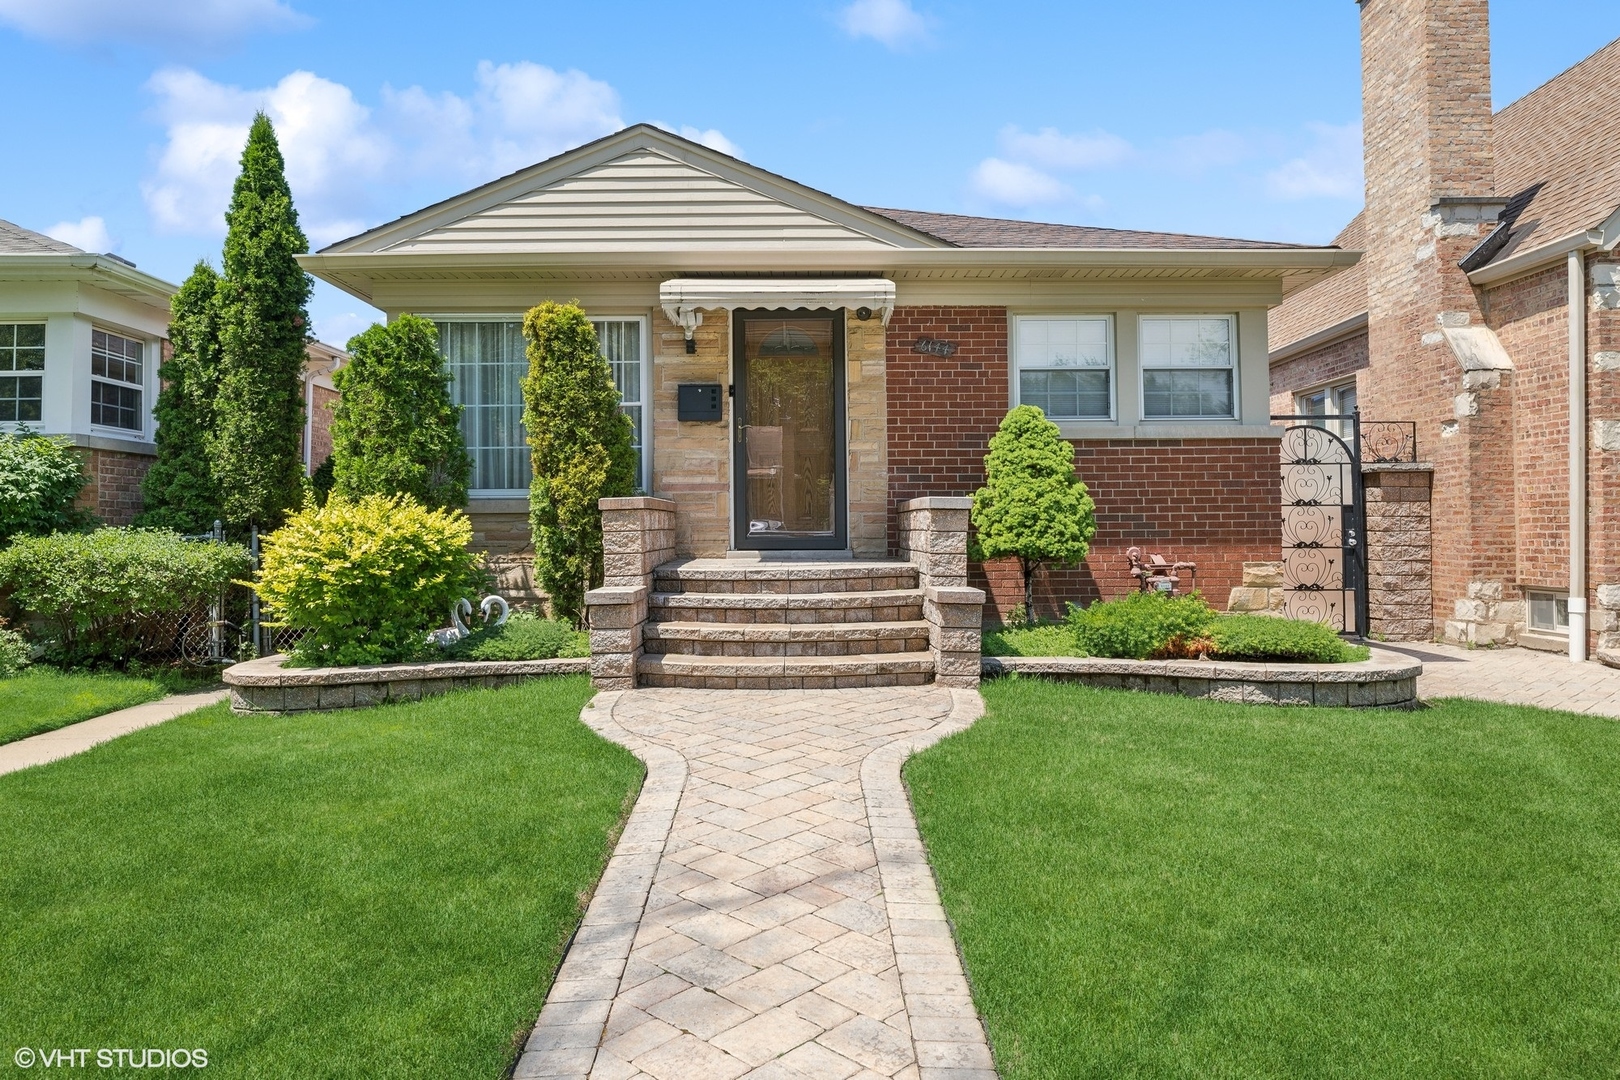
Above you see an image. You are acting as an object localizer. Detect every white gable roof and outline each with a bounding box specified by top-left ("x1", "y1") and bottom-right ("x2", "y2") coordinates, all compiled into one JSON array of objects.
[{"x1": 325, "y1": 125, "x2": 948, "y2": 256}]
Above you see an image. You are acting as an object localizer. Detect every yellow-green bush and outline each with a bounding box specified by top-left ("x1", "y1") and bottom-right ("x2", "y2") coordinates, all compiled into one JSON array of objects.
[{"x1": 253, "y1": 494, "x2": 486, "y2": 667}]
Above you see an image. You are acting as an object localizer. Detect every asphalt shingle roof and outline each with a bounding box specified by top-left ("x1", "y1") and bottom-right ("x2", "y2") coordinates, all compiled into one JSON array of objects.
[
  {"x1": 0, "y1": 218, "x2": 83, "y2": 255},
  {"x1": 863, "y1": 207, "x2": 1314, "y2": 251}
]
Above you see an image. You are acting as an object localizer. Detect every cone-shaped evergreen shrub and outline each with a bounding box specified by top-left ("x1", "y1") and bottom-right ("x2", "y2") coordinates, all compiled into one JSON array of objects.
[
  {"x1": 972, "y1": 405, "x2": 1097, "y2": 618},
  {"x1": 521, "y1": 302, "x2": 636, "y2": 624},
  {"x1": 212, "y1": 112, "x2": 312, "y2": 530},
  {"x1": 331, "y1": 315, "x2": 470, "y2": 510},
  {"x1": 138, "y1": 260, "x2": 223, "y2": 533}
]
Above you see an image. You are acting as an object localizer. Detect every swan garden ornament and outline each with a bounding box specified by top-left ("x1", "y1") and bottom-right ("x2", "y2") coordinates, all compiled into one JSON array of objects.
[{"x1": 426, "y1": 594, "x2": 510, "y2": 648}]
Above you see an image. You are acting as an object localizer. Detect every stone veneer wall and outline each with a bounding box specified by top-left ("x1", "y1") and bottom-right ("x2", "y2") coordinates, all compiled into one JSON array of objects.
[
  {"x1": 1365, "y1": 464, "x2": 1434, "y2": 641},
  {"x1": 845, "y1": 314, "x2": 888, "y2": 558},
  {"x1": 651, "y1": 309, "x2": 730, "y2": 555}
]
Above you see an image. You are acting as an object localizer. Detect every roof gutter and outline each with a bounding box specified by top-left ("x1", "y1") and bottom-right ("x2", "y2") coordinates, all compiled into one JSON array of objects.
[
  {"x1": 1466, "y1": 206, "x2": 1620, "y2": 287},
  {"x1": 0, "y1": 253, "x2": 178, "y2": 301}
]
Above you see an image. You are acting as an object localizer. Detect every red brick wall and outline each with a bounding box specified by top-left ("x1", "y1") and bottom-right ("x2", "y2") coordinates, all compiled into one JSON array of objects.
[
  {"x1": 76, "y1": 448, "x2": 153, "y2": 526},
  {"x1": 307, "y1": 384, "x2": 339, "y2": 470},
  {"x1": 886, "y1": 306, "x2": 1281, "y2": 622},
  {"x1": 1269, "y1": 331, "x2": 1369, "y2": 416}
]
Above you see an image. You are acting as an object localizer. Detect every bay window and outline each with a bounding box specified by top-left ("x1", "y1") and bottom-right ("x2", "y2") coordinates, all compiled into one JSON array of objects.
[
  {"x1": 90, "y1": 328, "x2": 144, "y2": 431},
  {"x1": 0, "y1": 323, "x2": 44, "y2": 423}
]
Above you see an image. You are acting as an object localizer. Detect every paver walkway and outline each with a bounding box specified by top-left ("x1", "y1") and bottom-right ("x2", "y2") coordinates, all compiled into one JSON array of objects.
[
  {"x1": 515, "y1": 687, "x2": 996, "y2": 1080},
  {"x1": 0, "y1": 688, "x2": 228, "y2": 777},
  {"x1": 1387, "y1": 642, "x2": 1620, "y2": 718}
]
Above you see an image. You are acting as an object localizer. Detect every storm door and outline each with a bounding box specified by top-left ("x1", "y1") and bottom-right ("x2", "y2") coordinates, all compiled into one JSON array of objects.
[{"x1": 732, "y1": 309, "x2": 847, "y2": 550}]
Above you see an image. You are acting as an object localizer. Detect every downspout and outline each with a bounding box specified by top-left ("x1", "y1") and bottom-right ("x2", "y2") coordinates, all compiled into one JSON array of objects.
[{"x1": 1568, "y1": 250, "x2": 1588, "y2": 662}]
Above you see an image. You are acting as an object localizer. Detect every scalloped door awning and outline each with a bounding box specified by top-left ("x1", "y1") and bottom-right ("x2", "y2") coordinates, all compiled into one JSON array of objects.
[{"x1": 659, "y1": 277, "x2": 896, "y2": 340}]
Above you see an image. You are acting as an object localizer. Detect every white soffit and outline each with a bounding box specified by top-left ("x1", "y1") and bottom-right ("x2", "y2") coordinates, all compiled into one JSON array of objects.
[{"x1": 660, "y1": 277, "x2": 897, "y2": 337}]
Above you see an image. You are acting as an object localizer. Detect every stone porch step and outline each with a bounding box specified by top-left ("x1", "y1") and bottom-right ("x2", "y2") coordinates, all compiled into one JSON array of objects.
[
  {"x1": 643, "y1": 620, "x2": 931, "y2": 657},
  {"x1": 636, "y1": 651, "x2": 935, "y2": 689},
  {"x1": 648, "y1": 589, "x2": 924, "y2": 624},
  {"x1": 653, "y1": 558, "x2": 918, "y2": 595}
]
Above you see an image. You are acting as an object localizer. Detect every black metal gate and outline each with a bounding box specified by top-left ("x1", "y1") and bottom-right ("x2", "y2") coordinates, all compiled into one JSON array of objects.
[{"x1": 1272, "y1": 414, "x2": 1366, "y2": 635}]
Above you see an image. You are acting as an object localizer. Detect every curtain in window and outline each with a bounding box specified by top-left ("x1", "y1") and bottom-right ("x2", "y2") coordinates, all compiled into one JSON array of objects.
[
  {"x1": 592, "y1": 319, "x2": 644, "y2": 486},
  {"x1": 437, "y1": 321, "x2": 529, "y2": 492}
]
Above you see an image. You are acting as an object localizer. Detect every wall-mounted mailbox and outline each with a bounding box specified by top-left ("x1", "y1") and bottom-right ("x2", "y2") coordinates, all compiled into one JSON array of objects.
[{"x1": 677, "y1": 383, "x2": 723, "y2": 422}]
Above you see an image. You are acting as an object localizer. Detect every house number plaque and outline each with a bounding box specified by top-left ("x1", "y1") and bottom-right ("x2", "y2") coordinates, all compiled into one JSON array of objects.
[{"x1": 912, "y1": 337, "x2": 958, "y2": 357}]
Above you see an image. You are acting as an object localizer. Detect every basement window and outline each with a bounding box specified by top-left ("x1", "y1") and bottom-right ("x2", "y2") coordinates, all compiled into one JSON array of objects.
[{"x1": 1527, "y1": 591, "x2": 1569, "y2": 634}]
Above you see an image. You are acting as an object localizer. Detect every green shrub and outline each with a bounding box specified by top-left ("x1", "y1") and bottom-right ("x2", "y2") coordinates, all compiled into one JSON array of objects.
[
  {"x1": 521, "y1": 302, "x2": 637, "y2": 625},
  {"x1": 0, "y1": 626, "x2": 30, "y2": 677},
  {"x1": 1068, "y1": 591, "x2": 1218, "y2": 660},
  {"x1": 331, "y1": 315, "x2": 470, "y2": 511},
  {"x1": 442, "y1": 612, "x2": 588, "y2": 661},
  {"x1": 137, "y1": 260, "x2": 224, "y2": 534},
  {"x1": 972, "y1": 405, "x2": 1097, "y2": 619},
  {"x1": 983, "y1": 622, "x2": 1085, "y2": 658},
  {"x1": 254, "y1": 494, "x2": 487, "y2": 667},
  {"x1": 0, "y1": 429, "x2": 93, "y2": 544},
  {"x1": 0, "y1": 528, "x2": 252, "y2": 667},
  {"x1": 1210, "y1": 614, "x2": 1370, "y2": 664}
]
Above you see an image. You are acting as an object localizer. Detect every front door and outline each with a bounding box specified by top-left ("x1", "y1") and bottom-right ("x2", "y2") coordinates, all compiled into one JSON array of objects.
[{"x1": 732, "y1": 308, "x2": 847, "y2": 550}]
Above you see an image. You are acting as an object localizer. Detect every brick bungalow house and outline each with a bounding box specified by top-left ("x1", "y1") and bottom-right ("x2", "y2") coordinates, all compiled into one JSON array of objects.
[
  {"x1": 300, "y1": 124, "x2": 1356, "y2": 629},
  {"x1": 1270, "y1": 0, "x2": 1620, "y2": 666},
  {"x1": 0, "y1": 216, "x2": 347, "y2": 523}
]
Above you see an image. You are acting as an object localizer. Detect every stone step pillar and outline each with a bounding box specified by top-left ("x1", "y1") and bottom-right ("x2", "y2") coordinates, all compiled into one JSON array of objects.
[
  {"x1": 897, "y1": 496, "x2": 985, "y2": 688},
  {"x1": 585, "y1": 497, "x2": 677, "y2": 690}
]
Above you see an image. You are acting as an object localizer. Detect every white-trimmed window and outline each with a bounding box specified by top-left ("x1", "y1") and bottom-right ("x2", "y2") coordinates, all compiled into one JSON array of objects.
[
  {"x1": 1528, "y1": 591, "x2": 1569, "y2": 635},
  {"x1": 1297, "y1": 380, "x2": 1357, "y2": 439},
  {"x1": 1140, "y1": 315, "x2": 1237, "y2": 420},
  {"x1": 437, "y1": 316, "x2": 653, "y2": 496},
  {"x1": 591, "y1": 316, "x2": 652, "y2": 493},
  {"x1": 1014, "y1": 316, "x2": 1113, "y2": 420},
  {"x1": 90, "y1": 328, "x2": 144, "y2": 432},
  {"x1": 0, "y1": 323, "x2": 45, "y2": 423},
  {"x1": 437, "y1": 320, "x2": 529, "y2": 494}
]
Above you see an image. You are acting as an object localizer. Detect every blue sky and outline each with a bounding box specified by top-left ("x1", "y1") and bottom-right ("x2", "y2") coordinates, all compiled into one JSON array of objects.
[{"x1": 3, "y1": 0, "x2": 1617, "y2": 346}]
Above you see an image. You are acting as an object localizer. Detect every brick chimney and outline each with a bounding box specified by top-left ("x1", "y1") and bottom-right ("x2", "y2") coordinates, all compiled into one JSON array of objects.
[{"x1": 1358, "y1": 0, "x2": 1520, "y2": 643}]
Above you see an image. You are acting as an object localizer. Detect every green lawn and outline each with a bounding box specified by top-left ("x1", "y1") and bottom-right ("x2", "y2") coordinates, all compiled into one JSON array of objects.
[
  {"x1": 907, "y1": 677, "x2": 1620, "y2": 1079},
  {"x1": 0, "y1": 676, "x2": 641, "y2": 1079},
  {"x1": 0, "y1": 668, "x2": 170, "y2": 744}
]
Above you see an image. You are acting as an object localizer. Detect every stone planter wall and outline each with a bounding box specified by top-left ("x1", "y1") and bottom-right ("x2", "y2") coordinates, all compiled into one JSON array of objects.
[
  {"x1": 223, "y1": 654, "x2": 588, "y2": 714},
  {"x1": 982, "y1": 648, "x2": 1421, "y2": 708}
]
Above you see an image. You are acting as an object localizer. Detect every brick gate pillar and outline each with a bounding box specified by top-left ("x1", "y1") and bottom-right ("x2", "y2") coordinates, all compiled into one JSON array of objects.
[
  {"x1": 585, "y1": 497, "x2": 677, "y2": 690},
  {"x1": 1363, "y1": 463, "x2": 1434, "y2": 641}
]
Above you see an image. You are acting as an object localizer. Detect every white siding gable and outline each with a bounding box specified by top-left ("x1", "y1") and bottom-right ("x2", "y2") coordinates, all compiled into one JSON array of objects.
[{"x1": 383, "y1": 151, "x2": 903, "y2": 254}]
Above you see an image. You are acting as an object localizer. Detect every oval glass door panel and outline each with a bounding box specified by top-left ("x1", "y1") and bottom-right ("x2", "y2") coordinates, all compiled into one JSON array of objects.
[{"x1": 741, "y1": 318, "x2": 836, "y2": 538}]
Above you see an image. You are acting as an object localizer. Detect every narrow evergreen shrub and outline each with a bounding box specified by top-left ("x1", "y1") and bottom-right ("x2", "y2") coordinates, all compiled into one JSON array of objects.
[
  {"x1": 212, "y1": 113, "x2": 313, "y2": 530},
  {"x1": 253, "y1": 494, "x2": 487, "y2": 667},
  {"x1": 0, "y1": 529, "x2": 252, "y2": 666},
  {"x1": 442, "y1": 612, "x2": 589, "y2": 661},
  {"x1": 1068, "y1": 591, "x2": 1217, "y2": 660},
  {"x1": 138, "y1": 261, "x2": 223, "y2": 533},
  {"x1": 973, "y1": 406, "x2": 1097, "y2": 619},
  {"x1": 331, "y1": 315, "x2": 470, "y2": 510},
  {"x1": 0, "y1": 429, "x2": 92, "y2": 544},
  {"x1": 521, "y1": 302, "x2": 636, "y2": 624},
  {"x1": 1209, "y1": 614, "x2": 1370, "y2": 664}
]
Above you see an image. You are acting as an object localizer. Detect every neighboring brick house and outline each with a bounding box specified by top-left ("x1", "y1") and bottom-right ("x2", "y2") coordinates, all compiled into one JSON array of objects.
[
  {"x1": 0, "y1": 219, "x2": 175, "y2": 524},
  {"x1": 1270, "y1": 0, "x2": 1620, "y2": 665},
  {"x1": 0, "y1": 216, "x2": 347, "y2": 523},
  {"x1": 302, "y1": 125, "x2": 1356, "y2": 619}
]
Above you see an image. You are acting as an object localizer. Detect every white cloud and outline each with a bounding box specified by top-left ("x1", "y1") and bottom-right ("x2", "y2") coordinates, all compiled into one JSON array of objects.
[
  {"x1": 142, "y1": 61, "x2": 625, "y2": 244},
  {"x1": 998, "y1": 126, "x2": 1133, "y2": 171},
  {"x1": 969, "y1": 159, "x2": 1073, "y2": 207},
  {"x1": 143, "y1": 67, "x2": 388, "y2": 244},
  {"x1": 653, "y1": 123, "x2": 744, "y2": 159},
  {"x1": 838, "y1": 0, "x2": 930, "y2": 49},
  {"x1": 1266, "y1": 121, "x2": 1363, "y2": 200},
  {"x1": 0, "y1": 0, "x2": 307, "y2": 46},
  {"x1": 44, "y1": 215, "x2": 113, "y2": 252}
]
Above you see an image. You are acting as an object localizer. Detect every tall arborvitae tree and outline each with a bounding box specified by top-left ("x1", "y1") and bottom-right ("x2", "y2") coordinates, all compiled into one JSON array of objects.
[
  {"x1": 137, "y1": 260, "x2": 223, "y2": 533},
  {"x1": 212, "y1": 112, "x2": 312, "y2": 530},
  {"x1": 330, "y1": 315, "x2": 471, "y2": 511},
  {"x1": 521, "y1": 302, "x2": 637, "y2": 624}
]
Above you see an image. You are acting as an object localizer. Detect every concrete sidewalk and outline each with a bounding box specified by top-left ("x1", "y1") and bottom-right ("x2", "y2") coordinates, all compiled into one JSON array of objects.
[{"x1": 0, "y1": 688, "x2": 229, "y2": 777}]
